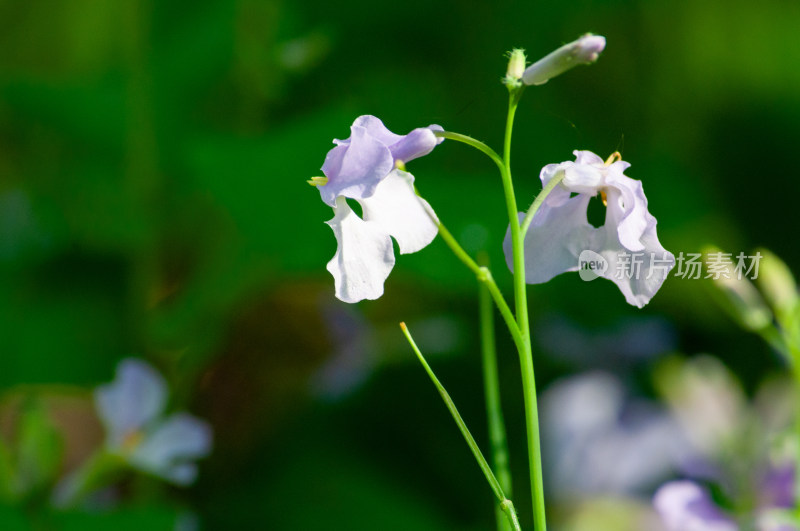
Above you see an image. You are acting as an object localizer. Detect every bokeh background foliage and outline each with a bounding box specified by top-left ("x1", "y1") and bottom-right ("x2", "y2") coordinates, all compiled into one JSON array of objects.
[{"x1": 1, "y1": 0, "x2": 799, "y2": 529}]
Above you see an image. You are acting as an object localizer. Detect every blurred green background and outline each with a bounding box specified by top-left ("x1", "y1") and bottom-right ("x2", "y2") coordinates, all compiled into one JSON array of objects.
[{"x1": 1, "y1": 0, "x2": 799, "y2": 529}]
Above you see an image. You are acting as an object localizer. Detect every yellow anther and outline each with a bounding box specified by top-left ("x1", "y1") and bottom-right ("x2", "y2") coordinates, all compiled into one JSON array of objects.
[
  {"x1": 394, "y1": 160, "x2": 407, "y2": 171},
  {"x1": 307, "y1": 176, "x2": 329, "y2": 187},
  {"x1": 604, "y1": 151, "x2": 621, "y2": 166},
  {"x1": 600, "y1": 189, "x2": 608, "y2": 206}
]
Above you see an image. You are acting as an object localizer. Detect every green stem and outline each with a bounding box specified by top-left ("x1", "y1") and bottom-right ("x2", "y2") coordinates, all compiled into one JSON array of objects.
[
  {"x1": 788, "y1": 342, "x2": 800, "y2": 517},
  {"x1": 501, "y1": 90, "x2": 547, "y2": 530},
  {"x1": 520, "y1": 173, "x2": 566, "y2": 238},
  {"x1": 400, "y1": 323, "x2": 521, "y2": 531},
  {"x1": 436, "y1": 223, "x2": 524, "y2": 352},
  {"x1": 479, "y1": 253, "x2": 513, "y2": 531},
  {"x1": 51, "y1": 450, "x2": 124, "y2": 509},
  {"x1": 434, "y1": 131, "x2": 505, "y2": 173}
]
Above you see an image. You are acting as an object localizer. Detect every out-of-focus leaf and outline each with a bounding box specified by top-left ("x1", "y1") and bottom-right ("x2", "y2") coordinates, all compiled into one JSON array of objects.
[
  {"x1": 0, "y1": 437, "x2": 12, "y2": 501},
  {"x1": 703, "y1": 246, "x2": 772, "y2": 333},
  {"x1": 47, "y1": 505, "x2": 181, "y2": 531},
  {"x1": 0, "y1": 503, "x2": 28, "y2": 531},
  {"x1": 755, "y1": 248, "x2": 800, "y2": 334},
  {"x1": 14, "y1": 400, "x2": 63, "y2": 498}
]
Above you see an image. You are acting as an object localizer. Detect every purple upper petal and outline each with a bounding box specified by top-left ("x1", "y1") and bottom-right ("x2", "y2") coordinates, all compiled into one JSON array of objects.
[
  {"x1": 352, "y1": 115, "x2": 404, "y2": 146},
  {"x1": 388, "y1": 126, "x2": 442, "y2": 164},
  {"x1": 319, "y1": 125, "x2": 394, "y2": 206},
  {"x1": 318, "y1": 116, "x2": 443, "y2": 206}
]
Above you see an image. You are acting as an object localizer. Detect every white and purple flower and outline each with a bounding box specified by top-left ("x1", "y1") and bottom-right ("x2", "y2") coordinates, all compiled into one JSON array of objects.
[
  {"x1": 505, "y1": 150, "x2": 674, "y2": 308},
  {"x1": 95, "y1": 359, "x2": 212, "y2": 485},
  {"x1": 315, "y1": 115, "x2": 444, "y2": 303}
]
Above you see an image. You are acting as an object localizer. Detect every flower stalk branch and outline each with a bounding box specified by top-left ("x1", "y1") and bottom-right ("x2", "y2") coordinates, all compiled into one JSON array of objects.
[
  {"x1": 400, "y1": 323, "x2": 521, "y2": 531},
  {"x1": 520, "y1": 172, "x2": 566, "y2": 238},
  {"x1": 435, "y1": 222, "x2": 523, "y2": 351},
  {"x1": 479, "y1": 252, "x2": 514, "y2": 531}
]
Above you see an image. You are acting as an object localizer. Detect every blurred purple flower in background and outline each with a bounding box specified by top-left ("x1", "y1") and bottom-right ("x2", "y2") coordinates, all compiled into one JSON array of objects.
[
  {"x1": 542, "y1": 372, "x2": 687, "y2": 498},
  {"x1": 95, "y1": 359, "x2": 212, "y2": 485},
  {"x1": 654, "y1": 481, "x2": 737, "y2": 531},
  {"x1": 652, "y1": 357, "x2": 800, "y2": 531}
]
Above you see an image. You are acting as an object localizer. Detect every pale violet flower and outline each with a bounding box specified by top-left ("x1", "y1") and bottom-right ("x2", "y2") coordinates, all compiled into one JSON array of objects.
[
  {"x1": 522, "y1": 34, "x2": 606, "y2": 86},
  {"x1": 95, "y1": 359, "x2": 212, "y2": 485},
  {"x1": 542, "y1": 372, "x2": 688, "y2": 498},
  {"x1": 504, "y1": 150, "x2": 674, "y2": 308},
  {"x1": 654, "y1": 481, "x2": 738, "y2": 531},
  {"x1": 655, "y1": 478, "x2": 800, "y2": 531},
  {"x1": 315, "y1": 115, "x2": 443, "y2": 303}
]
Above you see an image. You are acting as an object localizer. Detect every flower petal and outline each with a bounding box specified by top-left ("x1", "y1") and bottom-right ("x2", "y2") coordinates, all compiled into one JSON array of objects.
[
  {"x1": 158, "y1": 463, "x2": 199, "y2": 486},
  {"x1": 539, "y1": 163, "x2": 573, "y2": 207},
  {"x1": 319, "y1": 125, "x2": 393, "y2": 206},
  {"x1": 562, "y1": 162, "x2": 603, "y2": 195},
  {"x1": 326, "y1": 196, "x2": 395, "y2": 303},
  {"x1": 573, "y1": 150, "x2": 605, "y2": 166},
  {"x1": 388, "y1": 125, "x2": 443, "y2": 164},
  {"x1": 605, "y1": 170, "x2": 649, "y2": 252},
  {"x1": 654, "y1": 481, "x2": 738, "y2": 531},
  {"x1": 94, "y1": 359, "x2": 167, "y2": 448},
  {"x1": 131, "y1": 413, "x2": 212, "y2": 484},
  {"x1": 352, "y1": 115, "x2": 404, "y2": 146},
  {"x1": 359, "y1": 169, "x2": 438, "y2": 255},
  {"x1": 591, "y1": 187, "x2": 674, "y2": 308},
  {"x1": 504, "y1": 194, "x2": 593, "y2": 284}
]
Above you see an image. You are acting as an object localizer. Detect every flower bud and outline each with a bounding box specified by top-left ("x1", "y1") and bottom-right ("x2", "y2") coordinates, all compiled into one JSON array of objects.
[
  {"x1": 754, "y1": 248, "x2": 798, "y2": 323},
  {"x1": 703, "y1": 246, "x2": 772, "y2": 331},
  {"x1": 503, "y1": 48, "x2": 527, "y2": 88},
  {"x1": 522, "y1": 34, "x2": 606, "y2": 86}
]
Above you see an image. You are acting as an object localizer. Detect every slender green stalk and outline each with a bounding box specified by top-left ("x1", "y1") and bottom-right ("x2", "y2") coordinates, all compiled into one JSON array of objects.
[
  {"x1": 500, "y1": 90, "x2": 547, "y2": 530},
  {"x1": 788, "y1": 342, "x2": 800, "y2": 517},
  {"x1": 432, "y1": 91, "x2": 549, "y2": 528},
  {"x1": 400, "y1": 323, "x2": 521, "y2": 531},
  {"x1": 520, "y1": 172, "x2": 566, "y2": 238},
  {"x1": 434, "y1": 131, "x2": 505, "y2": 173},
  {"x1": 478, "y1": 253, "x2": 513, "y2": 531},
  {"x1": 51, "y1": 451, "x2": 124, "y2": 509},
  {"x1": 436, "y1": 223, "x2": 524, "y2": 351}
]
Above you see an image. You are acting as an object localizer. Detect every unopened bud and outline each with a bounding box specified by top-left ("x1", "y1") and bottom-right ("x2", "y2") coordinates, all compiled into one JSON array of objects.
[
  {"x1": 704, "y1": 246, "x2": 772, "y2": 331},
  {"x1": 754, "y1": 248, "x2": 798, "y2": 322},
  {"x1": 522, "y1": 34, "x2": 606, "y2": 86},
  {"x1": 504, "y1": 49, "x2": 527, "y2": 88}
]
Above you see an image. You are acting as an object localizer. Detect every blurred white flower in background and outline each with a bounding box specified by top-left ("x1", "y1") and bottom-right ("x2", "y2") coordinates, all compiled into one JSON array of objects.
[
  {"x1": 95, "y1": 359, "x2": 212, "y2": 485},
  {"x1": 542, "y1": 372, "x2": 688, "y2": 498}
]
